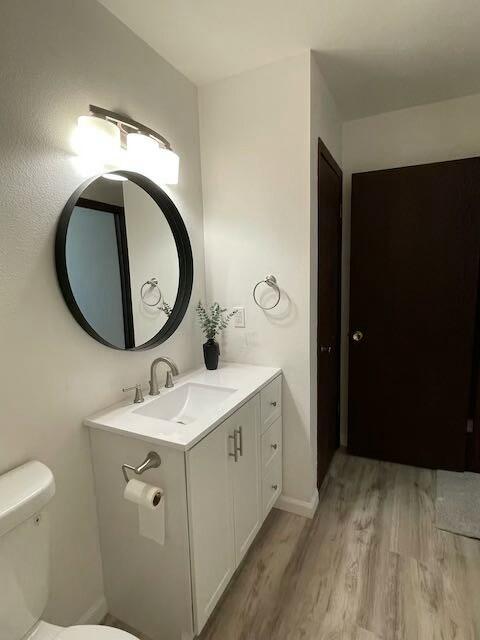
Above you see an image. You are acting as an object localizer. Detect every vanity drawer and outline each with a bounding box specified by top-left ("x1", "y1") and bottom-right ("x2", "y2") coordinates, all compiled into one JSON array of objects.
[
  {"x1": 261, "y1": 416, "x2": 282, "y2": 470},
  {"x1": 262, "y1": 451, "x2": 282, "y2": 518},
  {"x1": 260, "y1": 376, "x2": 282, "y2": 431}
]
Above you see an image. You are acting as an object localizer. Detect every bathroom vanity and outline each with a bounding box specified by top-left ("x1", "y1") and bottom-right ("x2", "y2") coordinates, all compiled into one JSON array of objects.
[
  {"x1": 86, "y1": 363, "x2": 282, "y2": 639},
  {"x1": 58, "y1": 164, "x2": 284, "y2": 638}
]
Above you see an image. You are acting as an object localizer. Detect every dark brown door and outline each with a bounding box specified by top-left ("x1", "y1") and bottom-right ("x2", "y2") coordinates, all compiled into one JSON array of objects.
[
  {"x1": 317, "y1": 139, "x2": 342, "y2": 487},
  {"x1": 349, "y1": 158, "x2": 480, "y2": 470}
]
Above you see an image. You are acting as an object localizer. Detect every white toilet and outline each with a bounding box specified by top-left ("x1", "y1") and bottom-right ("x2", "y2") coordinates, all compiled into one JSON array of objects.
[{"x1": 0, "y1": 461, "x2": 138, "y2": 640}]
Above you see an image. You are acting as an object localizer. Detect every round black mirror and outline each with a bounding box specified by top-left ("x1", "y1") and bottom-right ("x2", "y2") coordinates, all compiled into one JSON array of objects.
[{"x1": 55, "y1": 171, "x2": 193, "y2": 350}]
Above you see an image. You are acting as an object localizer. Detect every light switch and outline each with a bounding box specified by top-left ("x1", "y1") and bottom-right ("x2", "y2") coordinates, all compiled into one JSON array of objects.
[{"x1": 233, "y1": 307, "x2": 245, "y2": 328}]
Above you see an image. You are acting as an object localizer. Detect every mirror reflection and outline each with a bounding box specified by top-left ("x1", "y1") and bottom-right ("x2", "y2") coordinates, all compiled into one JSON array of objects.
[{"x1": 65, "y1": 174, "x2": 179, "y2": 349}]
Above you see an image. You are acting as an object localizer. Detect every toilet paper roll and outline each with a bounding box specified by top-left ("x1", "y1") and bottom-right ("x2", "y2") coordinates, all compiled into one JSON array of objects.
[
  {"x1": 123, "y1": 479, "x2": 165, "y2": 545},
  {"x1": 123, "y1": 478, "x2": 162, "y2": 509}
]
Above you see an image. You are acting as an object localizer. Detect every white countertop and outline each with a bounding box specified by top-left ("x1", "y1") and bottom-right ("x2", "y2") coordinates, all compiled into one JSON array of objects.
[{"x1": 85, "y1": 362, "x2": 282, "y2": 450}]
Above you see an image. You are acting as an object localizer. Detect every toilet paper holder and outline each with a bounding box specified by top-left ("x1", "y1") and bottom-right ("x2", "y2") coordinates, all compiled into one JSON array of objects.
[{"x1": 122, "y1": 451, "x2": 161, "y2": 483}]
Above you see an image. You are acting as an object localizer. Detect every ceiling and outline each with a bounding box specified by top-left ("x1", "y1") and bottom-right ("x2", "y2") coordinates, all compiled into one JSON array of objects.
[{"x1": 99, "y1": 0, "x2": 480, "y2": 119}]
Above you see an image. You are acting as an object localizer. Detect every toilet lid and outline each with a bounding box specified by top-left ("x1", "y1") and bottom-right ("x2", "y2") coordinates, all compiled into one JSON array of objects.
[{"x1": 57, "y1": 626, "x2": 138, "y2": 640}]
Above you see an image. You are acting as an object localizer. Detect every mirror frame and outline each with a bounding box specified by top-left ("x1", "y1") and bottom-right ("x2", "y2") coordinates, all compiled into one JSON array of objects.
[{"x1": 55, "y1": 170, "x2": 193, "y2": 351}]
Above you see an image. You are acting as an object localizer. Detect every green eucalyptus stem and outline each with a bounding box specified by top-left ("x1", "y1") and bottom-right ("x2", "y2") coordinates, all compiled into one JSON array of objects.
[
  {"x1": 196, "y1": 301, "x2": 238, "y2": 341},
  {"x1": 161, "y1": 301, "x2": 172, "y2": 317}
]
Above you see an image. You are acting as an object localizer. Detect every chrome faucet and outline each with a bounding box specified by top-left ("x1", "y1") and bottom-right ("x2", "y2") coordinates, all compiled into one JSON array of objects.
[{"x1": 149, "y1": 356, "x2": 179, "y2": 395}]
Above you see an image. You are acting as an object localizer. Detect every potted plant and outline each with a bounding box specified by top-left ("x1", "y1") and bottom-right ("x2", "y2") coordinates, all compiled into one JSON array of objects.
[{"x1": 196, "y1": 302, "x2": 237, "y2": 370}]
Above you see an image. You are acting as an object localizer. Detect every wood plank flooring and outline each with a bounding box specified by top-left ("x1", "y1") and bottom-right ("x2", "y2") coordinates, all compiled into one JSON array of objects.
[{"x1": 106, "y1": 451, "x2": 480, "y2": 639}]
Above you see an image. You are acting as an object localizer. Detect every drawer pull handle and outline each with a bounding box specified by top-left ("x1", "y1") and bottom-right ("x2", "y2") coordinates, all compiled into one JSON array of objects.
[
  {"x1": 237, "y1": 426, "x2": 243, "y2": 456},
  {"x1": 272, "y1": 484, "x2": 278, "y2": 491},
  {"x1": 271, "y1": 443, "x2": 278, "y2": 450},
  {"x1": 270, "y1": 401, "x2": 277, "y2": 407},
  {"x1": 229, "y1": 433, "x2": 239, "y2": 462}
]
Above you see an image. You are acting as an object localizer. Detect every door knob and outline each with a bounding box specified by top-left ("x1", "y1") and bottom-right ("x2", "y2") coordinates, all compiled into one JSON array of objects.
[
  {"x1": 352, "y1": 330, "x2": 364, "y2": 342},
  {"x1": 320, "y1": 345, "x2": 333, "y2": 353}
]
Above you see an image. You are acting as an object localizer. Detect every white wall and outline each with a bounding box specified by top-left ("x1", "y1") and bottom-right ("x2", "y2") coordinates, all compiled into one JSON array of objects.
[
  {"x1": 199, "y1": 52, "x2": 342, "y2": 511},
  {"x1": 0, "y1": 0, "x2": 205, "y2": 625},
  {"x1": 123, "y1": 181, "x2": 179, "y2": 346},
  {"x1": 340, "y1": 92, "x2": 480, "y2": 442}
]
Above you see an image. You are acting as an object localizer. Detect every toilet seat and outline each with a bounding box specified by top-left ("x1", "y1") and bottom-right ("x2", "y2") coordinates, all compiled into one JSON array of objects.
[{"x1": 57, "y1": 626, "x2": 138, "y2": 640}]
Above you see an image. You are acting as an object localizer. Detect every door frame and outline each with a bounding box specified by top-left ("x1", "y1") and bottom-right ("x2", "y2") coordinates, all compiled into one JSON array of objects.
[
  {"x1": 468, "y1": 258, "x2": 480, "y2": 472},
  {"x1": 76, "y1": 197, "x2": 135, "y2": 349},
  {"x1": 317, "y1": 137, "x2": 343, "y2": 487}
]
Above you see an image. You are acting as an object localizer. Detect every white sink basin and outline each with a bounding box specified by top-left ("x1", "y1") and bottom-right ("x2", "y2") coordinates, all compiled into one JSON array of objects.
[
  {"x1": 85, "y1": 363, "x2": 282, "y2": 450},
  {"x1": 133, "y1": 383, "x2": 237, "y2": 425}
]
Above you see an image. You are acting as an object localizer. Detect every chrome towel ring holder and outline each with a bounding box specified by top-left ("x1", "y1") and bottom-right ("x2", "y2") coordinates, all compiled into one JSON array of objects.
[
  {"x1": 141, "y1": 278, "x2": 163, "y2": 307},
  {"x1": 253, "y1": 274, "x2": 281, "y2": 310}
]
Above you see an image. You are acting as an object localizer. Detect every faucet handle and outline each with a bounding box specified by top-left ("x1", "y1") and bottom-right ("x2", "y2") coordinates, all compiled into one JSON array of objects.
[{"x1": 122, "y1": 384, "x2": 145, "y2": 404}]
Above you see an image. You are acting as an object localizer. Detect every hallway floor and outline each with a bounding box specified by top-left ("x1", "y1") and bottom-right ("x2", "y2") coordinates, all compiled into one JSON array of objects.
[{"x1": 200, "y1": 450, "x2": 480, "y2": 640}]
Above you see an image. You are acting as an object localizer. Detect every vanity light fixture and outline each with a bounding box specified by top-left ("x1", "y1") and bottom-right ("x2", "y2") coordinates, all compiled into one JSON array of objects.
[
  {"x1": 126, "y1": 132, "x2": 180, "y2": 186},
  {"x1": 73, "y1": 115, "x2": 121, "y2": 165},
  {"x1": 158, "y1": 146, "x2": 180, "y2": 186},
  {"x1": 126, "y1": 132, "x2": 161, "y2": 174},
  {"x1": 74, "y1": 105, "x2": 180, "y2": 185}
]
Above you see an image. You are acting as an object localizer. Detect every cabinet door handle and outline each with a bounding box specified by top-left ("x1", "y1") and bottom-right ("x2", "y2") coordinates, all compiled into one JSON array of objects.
[
  {"x1": 272, "y1": 484, "x2": 278, "y2": 491},
  {"x1": 271, "y1": 443, "x2": 278, "y2": 450},
  {"x1": 228, "y1": 433, "x2": 238, "y2": 462},
  {"x1": 237, "y1": 426, "x2": 243, "y2": 456},
  {"x1": 270, "y1": 401, "x2": 277, "y2": 407}
]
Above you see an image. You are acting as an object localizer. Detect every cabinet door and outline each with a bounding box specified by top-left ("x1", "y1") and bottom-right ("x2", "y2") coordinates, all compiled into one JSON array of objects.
[
  {"x1": 187, "y1": 420, "x2": 235, "y2": 633},
  {"x1": 231, "y1": 396, "x2": 261, "y2": 565}
]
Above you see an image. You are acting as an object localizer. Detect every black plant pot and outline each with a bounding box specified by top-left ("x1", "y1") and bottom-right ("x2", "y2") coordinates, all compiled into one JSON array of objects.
[{"x1": 203, "y1": 339, "x2": 220, "y2": 370}]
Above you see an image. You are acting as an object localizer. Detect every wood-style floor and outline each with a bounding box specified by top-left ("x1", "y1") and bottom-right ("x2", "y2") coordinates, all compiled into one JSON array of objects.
[{"x1": 108, "y1": 451, "x2": 480, "y2": 639}]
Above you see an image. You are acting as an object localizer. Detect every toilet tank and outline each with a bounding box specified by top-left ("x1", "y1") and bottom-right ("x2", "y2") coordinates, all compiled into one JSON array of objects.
[{"x1": 0, "y1": 461, "x2": 56, "y2": 640}]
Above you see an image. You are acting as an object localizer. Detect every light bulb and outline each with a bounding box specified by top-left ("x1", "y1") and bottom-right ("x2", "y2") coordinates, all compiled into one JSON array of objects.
[
  {"x1": 126, "y1": 132, "x2": 179, "y2": 184},
  {"x1": 126, "y1": 133, "x2": 159, "y2": 174},
  {"x1": 158, "y1": 147, "x2": 179, "y2": 185},
  {"x1": 72, "y1": 115, "x2": 121, "y2": 166}
]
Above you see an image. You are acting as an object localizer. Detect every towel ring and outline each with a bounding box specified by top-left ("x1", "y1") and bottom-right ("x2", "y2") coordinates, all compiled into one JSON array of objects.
[
  {"x1": 141, "y1": 278, "x2": 163, "y2": 307},
  {"x1": 253, "y1": 275, "x2": 281, "y2": 310}
]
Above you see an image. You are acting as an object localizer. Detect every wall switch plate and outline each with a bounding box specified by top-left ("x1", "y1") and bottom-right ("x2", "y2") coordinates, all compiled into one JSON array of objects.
[{"x1": 233, "y1": 307, "x2": 245, "y2": 328}]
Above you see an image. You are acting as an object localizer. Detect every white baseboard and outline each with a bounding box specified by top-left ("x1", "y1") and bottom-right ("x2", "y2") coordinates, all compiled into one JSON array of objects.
[
  {"x1": 275, "y1": 489, "x2": 319, "y2": 519},
  {"x1": 75, "y1": 596, "x2": 108, "y2": 625}
]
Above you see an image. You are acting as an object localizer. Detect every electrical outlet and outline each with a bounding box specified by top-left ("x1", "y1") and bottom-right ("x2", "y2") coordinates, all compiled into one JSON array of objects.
[{"x1": 233, "y1": 306, "x2": 245, "y2": 328}]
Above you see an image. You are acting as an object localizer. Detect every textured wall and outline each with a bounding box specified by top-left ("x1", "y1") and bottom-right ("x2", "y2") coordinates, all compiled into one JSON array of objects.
[{"x1": 0, "y1": 0, "x2": 205, "y2": 625}]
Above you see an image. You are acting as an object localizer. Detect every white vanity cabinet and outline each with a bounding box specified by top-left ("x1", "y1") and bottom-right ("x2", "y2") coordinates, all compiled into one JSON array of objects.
[
  {"x1": 228, "y1": 396, "x2": 262, "y2": 563},
  {"x1": 88, "y1": 366, "x2": 282, "y2": 640},
  {"x1": 261, "y1": 415, "x2": 282, "y2": 517},
  {"x1": 186, "y1": 418, "x2": 235, "y2": 630},
  {"x1": 187, "y1": 396, "x2": 261, "y2": 632},
  {"x1": 259, "y1": 376, "x2": 283, "y2": 518},
  {"x1": 187, "y1": 377, "x2": 283, "y2": 635}
]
